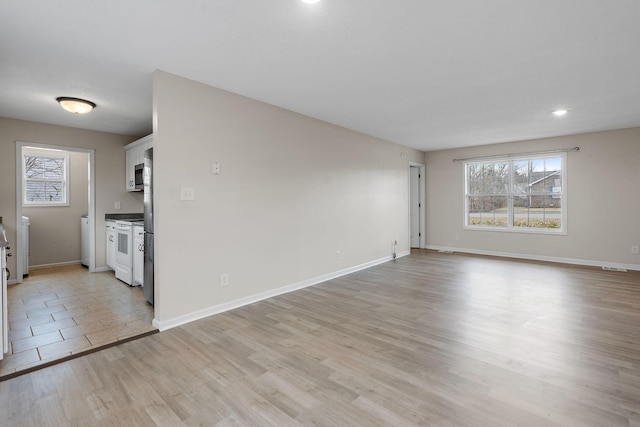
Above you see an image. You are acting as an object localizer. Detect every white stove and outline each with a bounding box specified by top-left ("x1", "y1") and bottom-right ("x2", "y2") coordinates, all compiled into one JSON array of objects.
[{"x1": 114, "y1": 220, "x2": 135, "y2": 285}]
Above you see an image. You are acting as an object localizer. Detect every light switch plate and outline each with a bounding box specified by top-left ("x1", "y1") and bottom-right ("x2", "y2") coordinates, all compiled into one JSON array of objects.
[{"x1": 180, "y1": 187, "x2": 196, "y2": 201}]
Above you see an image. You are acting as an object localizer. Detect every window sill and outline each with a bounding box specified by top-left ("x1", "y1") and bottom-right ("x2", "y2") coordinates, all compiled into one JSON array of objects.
[
  {"x1": 463, "y1": 225, "x2": 567, "y2": 236},
  {"x1": 23, "y1": 203, "x2": 70, "y2": 208}
]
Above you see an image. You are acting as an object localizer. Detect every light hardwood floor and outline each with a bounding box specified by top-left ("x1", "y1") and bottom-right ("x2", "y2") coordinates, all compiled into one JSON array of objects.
[
  {"x1": 0, "y1": 265, "x2": 155, "y2": 377},
  {"x1": 1, "y1": 250, "x2": 639, "y2": 426}
]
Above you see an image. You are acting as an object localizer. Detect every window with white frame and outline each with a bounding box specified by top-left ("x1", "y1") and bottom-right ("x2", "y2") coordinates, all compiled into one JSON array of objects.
[
  {"x1": 464, "y1": 153, "x2": 566, "y2": 233},
  {"x1": 23, "y1": 147, "x2": 70, "y2": 206}
]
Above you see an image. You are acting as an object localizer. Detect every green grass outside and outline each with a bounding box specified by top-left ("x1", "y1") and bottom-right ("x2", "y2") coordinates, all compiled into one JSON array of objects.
[{"x1": 468, "y1": 218, "x2": 561, "y2": 228}]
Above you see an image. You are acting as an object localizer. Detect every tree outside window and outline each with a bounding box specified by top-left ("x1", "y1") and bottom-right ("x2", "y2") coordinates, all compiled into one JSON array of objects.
[
  {"x1": 464, "y1": 154, "x2": 566, "y2": 233},
  {"x1": 23, "y1": 147, "x2": 69, "y2": 206}
]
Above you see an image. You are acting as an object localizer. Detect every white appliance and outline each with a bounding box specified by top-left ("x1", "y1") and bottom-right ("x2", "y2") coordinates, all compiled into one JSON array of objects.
[
  {"x1": 106, "y1": 220, "x2": 116, "y2": 270},
  {"x1": 80, "y1": 215, "x2": 89, "y2": 267},
  {"x1": 133, "y1": 225, "x2": 144, "y2": 286},
  {"x1": 1, "y1": 224, "x2": 9, "y2": 360},
  {"x1": 115, "y1": 220, "x2": 133, "y2": 285},
  {"x1": 21, "y1": 216, "x2": 29, "y2": 276},
  {"x1": 143, "y1": 148, "x2": 154, "y2": 305}
]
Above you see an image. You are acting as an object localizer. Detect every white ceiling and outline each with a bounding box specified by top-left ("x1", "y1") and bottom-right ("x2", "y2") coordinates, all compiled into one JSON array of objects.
[{"x1": 1, "y1": 1, "x2": 639, "y2": 152}]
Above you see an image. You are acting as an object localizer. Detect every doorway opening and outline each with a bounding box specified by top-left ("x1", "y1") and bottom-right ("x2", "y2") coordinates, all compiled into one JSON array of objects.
[
  {"x1": 409, "y1": 163, "x2": 425, "y2": 249},
  {"x1": 2, "y1": 142, "x2": 155, "y2": 379},
  {"x1": 15, "y1": 142, "x2": 96, "y2": 278}
]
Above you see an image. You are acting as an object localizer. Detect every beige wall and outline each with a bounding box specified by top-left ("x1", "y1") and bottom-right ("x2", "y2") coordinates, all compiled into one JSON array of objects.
[
  {"x1": 0, "y1": 117, "x2": 142, "y2": 277},
  {"x1": 425, "y1": 127, "x2": 640, "y2": 269},
  {"x1": 23, "y1": 150, "x2": 89, "y2": 267},
  {"x1": 153, "y1": 70, "x2": 424, "y2": 325}
]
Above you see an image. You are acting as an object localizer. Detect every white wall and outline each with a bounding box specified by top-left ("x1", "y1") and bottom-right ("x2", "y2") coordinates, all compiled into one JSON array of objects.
[
  {"x1": 425, "y1": 127, "x2": 640, "y2": 270},
  {"x1": 152, "y1": 71, "x2": 424, "y2": 326},
  {"x1": 0, "y1": 117, "x2": 141, "y2": 275}
]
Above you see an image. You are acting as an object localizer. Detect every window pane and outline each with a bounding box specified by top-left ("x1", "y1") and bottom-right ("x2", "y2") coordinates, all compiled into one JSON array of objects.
[
  {"x1": 543, "y1": 157, "x2": 562, "y2": 194},
  {"x1": 24, "y1": 156, "x2": 64, "y2": 179},
  {"x1": 513, "y1": 160, "x2": 530, "y2": 194},
  {"x1": 467, "y1": 164, "x2": 483, "y2": 194},
  {"x1": 44, "y1": 181, "x2": 64, "y2": 202},
  {"x1": 467, "y1": 196, "x2": 508, "y2": 227},
  {"x1": 26, "y1": 181, "x2": 46, "y2": 202},
  {"x1": 43, "y1": 158, "x2": 64, "y2": 179},
  {"x1": 25, "y1": 156, "x2": 44, "y2": 179},
  {"x1": 483, "y1": 162, "x2": 509, "y2": 194},
  {"x1": 527, "y1": 157, "x2": 563, "y2": 195},
  {"x1": 26, "y1": 180, "x2": 64, "y2": 203},
  {"x1": 513, "y1": 196, "x2": 561, "y2": 228}
]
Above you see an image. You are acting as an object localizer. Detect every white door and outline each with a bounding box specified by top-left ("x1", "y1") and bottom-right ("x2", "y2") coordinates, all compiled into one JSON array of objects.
[{"x1": 410, "y1": 166, "x2": 421, "y2": 248}]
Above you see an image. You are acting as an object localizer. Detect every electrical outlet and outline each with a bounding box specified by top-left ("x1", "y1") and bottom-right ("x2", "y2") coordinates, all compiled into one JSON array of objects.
[
  {"x1": 180, "y1": 187, "x2": 196, "y2": 201},
  {"x1": 220, "y1": 273, "x2": 229, "y2": 287},
  {"x1": 336, "y1": 250, "x2": 341, "y2": 260},
  {"x1": 632, "y1": 246, "x2": 639, "y2": 254}
]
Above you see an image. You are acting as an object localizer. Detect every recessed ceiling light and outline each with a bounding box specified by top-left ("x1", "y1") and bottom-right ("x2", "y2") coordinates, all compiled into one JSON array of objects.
[
  {"x1": 301, "y1": 0, "x2": 321, "y2": 4},
  {"x1": 56, "y1": 97, "x2": 96, "y2": 114},
  {"x1": 552, "y1": 109, "x2": 569, "y2": 117}
]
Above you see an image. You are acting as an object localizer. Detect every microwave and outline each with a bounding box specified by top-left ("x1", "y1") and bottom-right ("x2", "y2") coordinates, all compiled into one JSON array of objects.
[{"x1": 134, "y1": 163, "x2": 144, "y2": 190}]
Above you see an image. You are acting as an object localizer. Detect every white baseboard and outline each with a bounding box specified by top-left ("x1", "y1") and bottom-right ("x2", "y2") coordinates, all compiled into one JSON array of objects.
[
  {"x1": 155, "y1": 251, "x2": 410, "y2": 331},
  {"x1": 426, "y1": 245, "x2": 640, "y2": 271},
  {"x1": 94, "y1": 266, "x2": 112, "y2": 273},
  {"x1": 29, "y1": 260, "x2": 83, "y2": 270}
]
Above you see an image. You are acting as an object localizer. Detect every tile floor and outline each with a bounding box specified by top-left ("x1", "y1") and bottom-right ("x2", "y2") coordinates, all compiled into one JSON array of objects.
[{"x1": 0, "y1": 265, "x2": 155, "y2": 377}]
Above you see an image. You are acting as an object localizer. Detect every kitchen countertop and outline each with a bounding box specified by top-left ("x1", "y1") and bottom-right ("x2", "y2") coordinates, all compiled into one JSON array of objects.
[{"x1": 105, "y1": 213, "x2": 143, "y2": 221}]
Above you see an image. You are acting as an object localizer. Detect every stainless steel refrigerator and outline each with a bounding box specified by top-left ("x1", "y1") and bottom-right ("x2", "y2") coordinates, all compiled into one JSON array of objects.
[{"x1": 143, "y1": 148, "x2": 154, "y2": 305}]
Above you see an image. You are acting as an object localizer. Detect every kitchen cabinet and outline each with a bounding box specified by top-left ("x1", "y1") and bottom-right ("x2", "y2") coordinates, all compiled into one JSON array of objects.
[
  {"x1": 124, "y1": 134, "x2": 153, "y2": 192},
  {"x1": 133, "y1": 225, "x2": 144, "y2": 286},
  {"x1": 106, "y1": 221, "x2": 116, "y2": 270},
  {"x1": 125, "y1": 146, "x2": 137, "y2": 191}
]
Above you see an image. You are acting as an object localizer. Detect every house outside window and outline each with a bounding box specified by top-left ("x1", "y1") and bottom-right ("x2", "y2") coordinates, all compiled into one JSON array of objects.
[
  {"x1": 23, "y1": 147, "x2": 70, "y2": 206},
  {"x1": 464, "y1": 153, "x2": 566, "y2": 234}
]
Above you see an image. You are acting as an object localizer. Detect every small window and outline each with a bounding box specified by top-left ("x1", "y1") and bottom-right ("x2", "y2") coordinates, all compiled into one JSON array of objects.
[
  {"x1": 23, "y1": 147, "x2": 70, "y2": 206},
  {"x1": 464, "y1": 153, "x2": 566, "y2": 233}
]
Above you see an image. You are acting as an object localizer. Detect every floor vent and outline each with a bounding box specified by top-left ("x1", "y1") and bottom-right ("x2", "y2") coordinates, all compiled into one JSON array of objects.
[
  {"x1": 601, "y1": 266, "x2": 627, "y2": 272},
  {"x1": 438, "y1": 250, "x2": 454, "y2": 254}
]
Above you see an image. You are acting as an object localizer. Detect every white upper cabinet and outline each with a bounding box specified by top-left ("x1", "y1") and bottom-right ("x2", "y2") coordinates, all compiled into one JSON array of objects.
[{"x1": 124, "y1": 134, "x2": 153, "y2": 192}]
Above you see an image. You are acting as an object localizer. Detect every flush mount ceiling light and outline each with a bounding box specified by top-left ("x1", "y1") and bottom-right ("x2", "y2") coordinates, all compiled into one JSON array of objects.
[
  {"x1": 301, "y1": 0, "x2": 321, "y2": 4},
  {"x1": 56, "y1": 97, "x2": 96, "y2": 114},
  {"x1": 552, "y1": 109, "x2": 569, "y2": 117}
]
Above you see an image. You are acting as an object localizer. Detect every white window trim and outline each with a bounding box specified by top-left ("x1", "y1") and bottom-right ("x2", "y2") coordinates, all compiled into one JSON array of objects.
[
  {"x1": 463, "y1": 153, "x2": 567, "y2": 235},
  {"x1": 22, "y1": 147, "x2": 70, "y2": 207}
]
